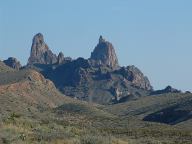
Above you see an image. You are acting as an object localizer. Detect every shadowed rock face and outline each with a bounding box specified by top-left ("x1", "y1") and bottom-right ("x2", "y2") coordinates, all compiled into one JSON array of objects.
[
  {"x1": 28, "y1": 33, "x2": 57, "y2": 65},
  {"x1": 3, "y1": 57, "x2": 21, "y2": 70},
  {"x1": 42, "y1": 58, "x2": 152, "y2": 104},
  {"x1": 90, "y1": 36, "x2": 119, "y2": 69}
]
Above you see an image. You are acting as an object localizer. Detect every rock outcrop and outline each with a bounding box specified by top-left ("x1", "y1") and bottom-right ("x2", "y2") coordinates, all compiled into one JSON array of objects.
[
  {"x1": 185, "y1": 91, "x2": 191, "y2": 94},
  {"x1": 3, "y1": 57, "x2": 22, "y2": 70},
  {"x1": 57, "y1": 52, "x2": 65, "y2": 64},
  {"x1": 90, "y1": 36, "x2": 119, "y2": 69},
  {"x1": 150, "y1": 85, "x2": 181, "y2": 95},
  {"x1": 28, "y1": 33, "x2": 57, "y2": 65},
  {"x1": 114, "y1": 65, "x2": 153, "y2": 91}
]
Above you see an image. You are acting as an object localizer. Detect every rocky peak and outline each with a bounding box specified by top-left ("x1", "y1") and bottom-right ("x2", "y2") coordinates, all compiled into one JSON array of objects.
[
  {"x1": 99, "y1": 35, "x2": 105, "y2": 43},
  {"x1": 57, "y1": 52, "x2": 65, "y2": 64},
  {"x1": 28, "y1": 33, "x2": 57, "y2": 65},
  {"x1": 90, "y1": 36, "x2": 119, "y2": 69},
  {"x1": 3, "y1": 57, "x2": 22, "y2": 70},
  {"x1": 164, "y1": 86, "x2": 181, "y2": 93}
]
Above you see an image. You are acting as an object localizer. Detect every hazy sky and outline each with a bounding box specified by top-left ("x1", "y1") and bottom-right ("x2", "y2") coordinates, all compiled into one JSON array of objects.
[{"x1": 0, "y1": 0, "x2": 192, "y2": 91}]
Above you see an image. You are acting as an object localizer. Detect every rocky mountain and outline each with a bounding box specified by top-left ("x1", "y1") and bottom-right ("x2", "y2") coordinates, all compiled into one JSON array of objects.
[
  {"x1": 30, "y1": 35, "x2": 153, "y2": 104},
  {"x1": 1, "y1": 33, "x2": 192, "y2": 144},
  {"x1": 28, "y1": 33, "x2": 58, "y2": 65},
  {"x1": 90, "y1": 36, "x2": 119, "y2": 69},
  {"x1": 3, "y1": 57, "x2": 22, "y2": 70},
  {"x1": 1, "y1": 67, "x2": 191, "y2": 144}
]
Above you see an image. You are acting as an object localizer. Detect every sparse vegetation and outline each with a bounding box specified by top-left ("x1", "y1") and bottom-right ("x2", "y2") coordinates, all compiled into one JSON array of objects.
[{"x1": 0, "y1": 67, "x2": 192, "y2": 144}]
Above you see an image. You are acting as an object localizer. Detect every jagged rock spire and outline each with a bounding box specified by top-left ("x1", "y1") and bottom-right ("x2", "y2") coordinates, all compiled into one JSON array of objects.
[
  {"x1": 57, "y1": 52, "x2": 65, "y2": 64},
  {"x1": 28, "y1": 33, "x2": 57, "y2": 65},
  {"x1": 90, "y1": 36, "x2": 119, "y2": 68}
]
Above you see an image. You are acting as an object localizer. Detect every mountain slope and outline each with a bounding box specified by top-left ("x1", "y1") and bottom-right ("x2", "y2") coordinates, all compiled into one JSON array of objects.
[
  {"x1": 0, "y1": 61, "x2": 15, "y2": 73},
  {"x1": 1, "y1": 33, "x2": 192, "y2": 143},
  {"x1": 104, "y1": 93, "x2": 192, "y2": 127},
  {"x1": 0, "y1": 69, "x2": 66, "y2": 119},
  {"x1": 3, "y1": 57, "x2": 22, "y2": 70},
  {"x1": 0, "y1": 68, "x2": 192, "y2": 143},
  {"x1": 0, "y1": 69, "x2": 125, "y2": 143}
]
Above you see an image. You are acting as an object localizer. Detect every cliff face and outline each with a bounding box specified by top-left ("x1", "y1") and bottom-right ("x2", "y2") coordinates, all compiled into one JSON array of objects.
[
  {"x1": 90, "y1": 36, "x2": 119, "y2": 69},
  {"x1": 28, "y1": 33, "x2": 57, "y2": 65}
]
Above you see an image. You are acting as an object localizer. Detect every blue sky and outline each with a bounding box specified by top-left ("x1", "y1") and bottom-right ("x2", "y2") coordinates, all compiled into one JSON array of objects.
[{"x1": 0, "y1": 0, "x2": 192, "y2": 91}]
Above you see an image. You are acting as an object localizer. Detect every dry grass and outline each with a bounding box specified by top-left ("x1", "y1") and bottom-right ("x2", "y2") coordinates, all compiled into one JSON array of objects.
[{"x1": 0, "y1": 69, "x2": 192, "y2": 144}]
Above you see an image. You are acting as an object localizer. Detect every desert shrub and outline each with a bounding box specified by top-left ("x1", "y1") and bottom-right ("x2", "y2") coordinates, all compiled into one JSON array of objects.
[
  {"x1": 2, "y1": 112, "x2": 21, "y2": 124},
  {"x1": 1, "y1": 138, "x2": 9, "y2": 144},
  {"x1": 9, "y1": 112, "x2": 21, "y2": 120},
  {"x1": 80, "y1": 134, "x2": 112, "y2": 144},
  {"x1": 19, "y1": 133, "x2": 26, "y2": 141}
]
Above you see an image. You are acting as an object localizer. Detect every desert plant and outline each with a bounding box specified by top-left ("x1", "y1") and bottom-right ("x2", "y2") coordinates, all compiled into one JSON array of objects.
[{"x1": 80, "y1": 134, "x2": 112, "y2": 144}]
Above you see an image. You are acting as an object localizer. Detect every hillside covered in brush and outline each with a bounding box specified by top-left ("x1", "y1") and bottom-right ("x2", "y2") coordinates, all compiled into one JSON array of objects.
[{"x1": 0, "y1": 33, "x2": 192, "y2": 144}]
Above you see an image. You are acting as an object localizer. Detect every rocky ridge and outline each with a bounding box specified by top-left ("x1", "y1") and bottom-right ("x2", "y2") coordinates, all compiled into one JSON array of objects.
[
  {"x1": 0, "y1": 60, "x2": 15, "y2": 72},
  {"x1": 31, "y1": 34, "x2": 153, "y2": 104},
  {"x1": 4, "y1": 33, "x2": 154, "y2": 104},
  {"x1": 3, "y1": 57, "x2": 22, "y2": 70},
  {"x1": 150, "y1": 85, "x2": 181, "y2": 95}
]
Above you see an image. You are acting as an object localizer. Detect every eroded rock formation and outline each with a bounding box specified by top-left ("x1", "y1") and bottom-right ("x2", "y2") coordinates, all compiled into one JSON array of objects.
[
  {"x1": 28, "y1": 33, "x2": 57, "y2": 65},
  {"x1": 90, "y1": 36, "x2": 119, "y2": 69},
  {"x1": 3, "y1": 57, "x2": 22, "y2": 70}
]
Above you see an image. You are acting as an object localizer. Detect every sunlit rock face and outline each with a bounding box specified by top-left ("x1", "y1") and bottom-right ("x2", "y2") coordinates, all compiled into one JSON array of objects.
[
  {"x1": 90, "y1": 36, "x2": 119, "y2": 69},
  {"x1": 28, "y1": 33, "x2": 57, "y2": 65}
]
